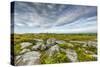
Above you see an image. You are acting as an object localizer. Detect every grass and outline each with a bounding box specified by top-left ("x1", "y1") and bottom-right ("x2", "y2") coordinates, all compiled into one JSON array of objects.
[
  {"x1": 12, "y1": 33, "x2": 97, "y2": 63},
  {"x1": 40, "y1": 51, "x2": 70, "y2": 64}
]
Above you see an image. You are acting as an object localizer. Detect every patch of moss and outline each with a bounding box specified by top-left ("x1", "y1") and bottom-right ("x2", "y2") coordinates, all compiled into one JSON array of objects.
[
  {"x1": 14, "y1": 44, "x2": 22, "y2": 56},
  {"x1": 76, "y1": 48, "x2": 97, "y2": 61},
  {"x1": 40, "y1": 51, "x2": 70, "y2": 64}
]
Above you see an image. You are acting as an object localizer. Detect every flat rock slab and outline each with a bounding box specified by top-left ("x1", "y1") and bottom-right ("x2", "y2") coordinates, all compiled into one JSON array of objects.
[
  {"x1": 20, "y1": 42, "x2": 32, "y2": 49},
  {"x1": 66, "y1": 49, "x2": 78, "y2": 62},
  {"x1": 15, "y1": 51, "x2": 41, "y2": 66}
]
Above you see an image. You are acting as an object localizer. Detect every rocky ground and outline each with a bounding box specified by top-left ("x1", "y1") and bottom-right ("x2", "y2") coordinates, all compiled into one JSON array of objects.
[{"x1": 14, "y1": 38, "x2": 97, "y2": 66}]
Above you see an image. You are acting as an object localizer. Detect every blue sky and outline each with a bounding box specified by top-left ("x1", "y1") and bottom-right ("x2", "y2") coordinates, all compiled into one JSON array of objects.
[{"x1": 11, "y1": 2, "x2": 97, "y2": 33}]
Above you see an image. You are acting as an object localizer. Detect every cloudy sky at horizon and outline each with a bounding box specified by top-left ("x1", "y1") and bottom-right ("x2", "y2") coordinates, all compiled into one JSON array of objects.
[{"x1": 11, "y1": 2, "x2": 97, "y2": 33}]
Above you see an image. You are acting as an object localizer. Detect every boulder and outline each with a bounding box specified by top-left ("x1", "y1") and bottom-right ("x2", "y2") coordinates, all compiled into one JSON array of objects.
[
  {"x1": 15, "y1": 51, "x2": 41, "y2": 66},
  {"x1": 32, "y1": 42, "x2": 41, "y2": 50},
  {"x1": 87, "y1": 41, "x2": 97, "y2": 48},
  {"x1": 56, "y1": 40, "x2": 66, "y2": 44},
  {"x1": 20, "y1": 42, "x2": 32, "y2": 49},
  {"x1": 20, "y1": 49, "x2": 30, "y2": 54},
  {"x1": 46, "y1": 45, "x2": 60, "y2": 56},
  {"x1": 34, "y1": 39, "x2": 43, "y2": 42},
  {"x1": 66, "y1": 49, "x2": 78, "y2": 62},
  {"x1": 32, "y1": 42, "x2": 46, "y2": 51},
  {"x1": 46, "y1": 38, "x2": 56, "y2": 48}
]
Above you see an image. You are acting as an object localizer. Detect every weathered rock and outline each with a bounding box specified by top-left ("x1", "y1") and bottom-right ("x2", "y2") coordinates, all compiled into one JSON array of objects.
[
  {"x1": 70, "y1": 41, "x2": 86, "y2": 44},
  {"x1": 46, "y1": 38, "x2": 56, "y2": 48},
  {"x1": 46, "y1": 45, "x2": 60, "y2": 56},
  {"x1": 34, "y1": 39, "x2": 43, "y2": 42},
  {"x1": 87, "y1": 41, "x2": 97, "y2": 48},
  {"x1": 20, "y1": 42, "x2": 32, "y2": 49},
  {"x1": 66, "y1": 49, "x2": 78, "y2": 62},
  {"x1": 20, "y1": 49, "x2": 30, "y2": 54},
  {"x1": 32, "y1": 42, "x2": 46, "y2": 50},
  {"x1": 56, "y1": 40, "x2": 66, "y2": 44},
  {"x1": 40, "y1": 44, "x2": 46, "y2": 50},
  {"x1": 15, "y1": 51, "x2": 41, "y2": 66},
  {"x1": 15, "y1": 55, "x2": 22, "y2": 65},
  {"x1": 32, "y1": 42, "x2": 41, "y2": 50}
]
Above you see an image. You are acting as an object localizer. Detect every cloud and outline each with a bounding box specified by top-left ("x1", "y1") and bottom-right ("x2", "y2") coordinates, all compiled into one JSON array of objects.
[{"x1": 12, "y1": 2, "x2": 97, "y2": 33}]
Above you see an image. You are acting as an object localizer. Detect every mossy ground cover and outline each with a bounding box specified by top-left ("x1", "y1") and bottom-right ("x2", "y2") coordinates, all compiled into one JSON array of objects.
[{"x1": 12, "y1": 33, "x2": 97, "y2": 63}]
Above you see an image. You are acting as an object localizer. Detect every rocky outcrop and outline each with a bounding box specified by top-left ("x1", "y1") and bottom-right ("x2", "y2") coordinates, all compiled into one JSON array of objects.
[
  {"x1": 46, "y1": 38, "x2": 57, "y2": 48},
  {"x1": 15, "y1": 38, "x2": 97, "y2": 65},
  {"x1": 87, "y1": 41, "x2": 97, "y2": 48},
  {"x1": 32, "y1": 40, "x2": 46, "y2": 50},
  {"x1": 66, "y1": 49, "x2": 78, "y2": 62},
  {"x1": 15, "y1": 51, "x2": 41, "y2": 66},
  {"x1": 20, "y1": 42, "x2": 32, "y2": 49},
  {"x1": 20, "y1": 49, "x2": 30, "y2": 54},
  {"x1": 46, "y1": 45, "x2": 60, "y2": 56}
]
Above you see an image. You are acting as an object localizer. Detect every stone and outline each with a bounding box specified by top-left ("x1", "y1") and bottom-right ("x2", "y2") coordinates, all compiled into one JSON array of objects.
[
  {"x1": 20, "y1": 49, "x2": 30, "y2": 54},
  {"x1": 15, "y1": 51, "x2": 41, "y2": 66},
  {"x1": 56, "y1": 40, "x2": 66, "y2": 44},
  {"x1": 32, "y1": 42, "x2": 41, "y2": 50},
  {"x1": 32, "y1": 42, "x2": 46, "y2": 50},
  {"x1": 34, "y1": 39, "x2": 43, "y2": 42},
  {"x1": 20, "y1": 42, "x2": 32, "y2": 49},
  {"x1": 46, "y1": 38, "x2": 56, "y2": 48},
  {"x1": 66, "y1": 49, "x2": 78, "y2": 62},
  {"x1": 46, "y1": 45, "x2": 60, "y2": 56},
  {"x1": 40, "y1": 44, "x2": 46, "y2": 50},
  {"x1": 87, "y1": 41, "x2": 97, "y2": 48}
]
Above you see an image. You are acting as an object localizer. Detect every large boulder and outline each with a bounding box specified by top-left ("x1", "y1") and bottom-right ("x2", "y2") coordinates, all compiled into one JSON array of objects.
[
  {"x1": 46, "y1": 45, "x2": 60, "y2": 56},
  {"x1": 66, "y1": 49, "x2": 78, "y2": 62},
  {"x1": 20, "y1": 42, "x2": 32, "y2": 49},
  {"x1": 15, "y1": 51, "x2": 41, "y2": 66}
]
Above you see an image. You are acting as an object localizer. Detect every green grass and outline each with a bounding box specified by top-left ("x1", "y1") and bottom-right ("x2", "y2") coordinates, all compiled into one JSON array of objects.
[
  {"x1": 12, "y1": 33, "x2": 97, "y2": 45},
  {"x1": 40, "y1": 51, "x2": 70, "y2": 64},
  {"x1": 12, "y1": 33, "x2": 97, "y2": 63}
]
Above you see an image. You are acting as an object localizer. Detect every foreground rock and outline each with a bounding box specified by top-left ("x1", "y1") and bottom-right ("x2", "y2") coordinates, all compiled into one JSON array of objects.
[
  {"x1": 15, "y1": 51, "x2": 41, "y2": 66},
  {"x1": 20, "y1": 42, "x2": 32, "y2": 49},
  {"x1": 66, "y1": 49, "x2": 78, "y2": 62},
  {"x1": 46, "y1": 45, "x2": 60, "y2": 56}
]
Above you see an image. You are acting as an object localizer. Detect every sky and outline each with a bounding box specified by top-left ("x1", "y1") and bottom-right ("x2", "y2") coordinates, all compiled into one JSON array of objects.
[{"x1": 11, "y1": 1, "x2": 97, "y2": 34}]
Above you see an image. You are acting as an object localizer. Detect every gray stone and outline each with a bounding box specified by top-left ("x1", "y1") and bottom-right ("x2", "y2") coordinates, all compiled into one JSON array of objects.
[
  {"x1": 15, "y1": 51, "x2": 41, "y2": 66},
  {"x1": 66, "y1": 49, "x2": 78, "y2": 62},
  {"x1": 46, "y1": 45, "x2": 60, "y2": 56},
  {"x1": 87, "y1": 41, "x2": 97, "y2": 48},
  {"x1": 32, "y1": 42, "x2": 46, "y2": 50},
  {"x1": 56, "y1": 40, "x2": 66, "y2": 44},
  {"x1": 32, "y1": 42, "x2": 41, "y2": 50},
  {"x1": 40, "y1": 44, "x2": 46, "y2": 50},
  {"x1": 20, "y1": 49, "x2": 30, "y2": 54},
  {"x1": 20, "y1": 42, "x2": 32, "y2": 49},
  {"x1": 46, "y1": 38, "x2": 56, "y2": 48},
  {"x1": 34, "y1": 39, "x2": 43, "y2": 42}
]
